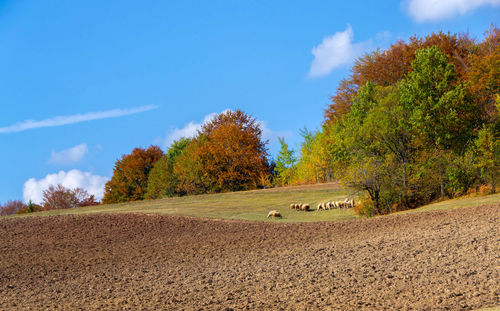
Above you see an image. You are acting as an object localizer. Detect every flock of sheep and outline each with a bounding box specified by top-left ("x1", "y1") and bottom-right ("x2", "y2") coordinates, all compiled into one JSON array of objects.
[
  {"x1": 267, "y1": 198, "x2": 355, "y2": 218},
  {"x1": 317, "y1": 198, "x2": 354, "y2": 210}
]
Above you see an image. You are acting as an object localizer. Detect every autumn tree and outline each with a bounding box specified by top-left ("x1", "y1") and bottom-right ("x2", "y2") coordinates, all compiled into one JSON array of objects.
[
  {"x1": 474, "y1": 125, "x2": 500, "y2": 193},
  {"x1": 174, "y1": 139, "x2": 209, "y2": 195},
  {"x1": 103, "y1": 145, "x2": 164, "y2": 203},
  {"x1": 325, "y1": 31, "x2": 475, "y2": 123},
  {"x1": 0, "y1": 200, "x2": 26, "y2": 216},
  {"x1": 42, "y1": 185, "x2": 99, "y2": 210},
  {"x1": 467, "y1": 25, "x2": 499, "y2": 123},
  {"x1": 174, "y1": 110, "x2": 270, "y2": 194},
  {"x1": 321, "y1": 46, "x2": 489, "y2": 214}
]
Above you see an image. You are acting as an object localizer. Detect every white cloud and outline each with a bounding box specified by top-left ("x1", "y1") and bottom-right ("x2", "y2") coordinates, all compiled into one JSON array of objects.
[
  {"x1": 0, "y1": 105, "x2": 159, "y2": 133},
  {"x1": 23, "y1": 170, "x2": 109, "y2": 204},
  {"x1": 162, "y1": 109, "x2": 230, "y2": 148},
  {"x1": 308, "y1": 25, "x2": 371, "y2": 78},
  {"x1": 49, "y1": 143, "x2": 88, "y2": 165},
  {"x1": 405, "y1": 0, "x2": 500, "y2": 22},
  {"x1": 160, "y1": 110, "x2": 289, "y2": 151}
]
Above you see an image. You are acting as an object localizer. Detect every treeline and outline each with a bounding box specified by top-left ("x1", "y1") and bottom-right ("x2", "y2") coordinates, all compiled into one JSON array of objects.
[
  {"x1": 102, "y1": 110, "x2": 272, "y2": 203},
  {"x1": 95, "y1": 27, "x2": 499, "y2": 217},
  {"x1": 0, "y1": 185, "x2": 99, "y2": 216},
  {"x1": 276, "y1": 26, "x2": 499, "y2": 215}
]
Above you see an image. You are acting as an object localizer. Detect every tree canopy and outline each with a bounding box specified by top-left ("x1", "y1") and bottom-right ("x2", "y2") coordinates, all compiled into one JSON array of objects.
[{"x1": 103, "y1": 145, "x2": 164, "y2": 203}]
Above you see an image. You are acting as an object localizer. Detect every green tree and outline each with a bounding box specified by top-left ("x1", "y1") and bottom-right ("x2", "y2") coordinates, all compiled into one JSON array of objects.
[
  {"x1": 145, "y1": 156, "x2": 177, "y2": 199},
  {"x1": 474, "y1": 125, "x2": 500, "y2": 193},
  {"x1": 399, "y1": 46, "x2": 478, "y2": 152},
  {"x1": 145, "y1": 138, "x2": 191, "y2": 199},
  {"x1": 275, "y1": 137, "x2": 296, "y2": 186},
  {"x1": 167, "y1": 137, "x2": 190, "y2": 162}
]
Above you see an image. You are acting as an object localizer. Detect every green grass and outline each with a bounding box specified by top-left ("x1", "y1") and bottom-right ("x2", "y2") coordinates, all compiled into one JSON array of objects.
[
  {"x1": 10, "y1": 184, "x2": 358, "y2": 222},
  {"x1": 396, "y1": 192, "x2": 500, "y2": 215},
  {"x1": 6, "y1": 184, "x2": 499, "y2": 222}
]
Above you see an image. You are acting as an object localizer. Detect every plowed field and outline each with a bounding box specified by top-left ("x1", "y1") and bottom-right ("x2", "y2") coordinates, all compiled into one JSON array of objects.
[{"x1": 0, "y1": 204, "x2": 498, "y2": 310}]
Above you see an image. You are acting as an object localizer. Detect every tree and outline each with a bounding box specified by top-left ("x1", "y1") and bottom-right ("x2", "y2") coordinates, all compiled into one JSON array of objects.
[
  {"x1": 0, "y1": 200, "x2": 26, "y2": 216},
  {"x1": 103, "y1": 145, "x2": 164, "y2": 203},
  {"x1": 145, "y1": 156, "x2": 178, "y2": 199},
  {"x1": 399, "y1": 46, "x2": 478, "y2": 152},
  {"x1": 275, "y1": 137, "x2": 296, "y2": 186},
  {"x1": 467, "y1": 26, "x2": 499, "y2": 123},
  {"x1": 42, "y1": 185, "x2": 99, "y2": 210},
  {"x1": 145, "y1": 138, "x2": 191, "y2": 199},
  {"x1": 294, "y1": 128, "x2": 332, "y2": 184},
  {"x1": 315, "y1": 27, "x2": 498, "y2": 216},
  {"x1": 174, "y1": 139, "x2": 210, "y2": 195},
  {"x1": 474, "y1": 125, "x2": 500, "y2": 193},
  {"x1": 175, "y1": 110, "x2": 270, "y2": 194},
  {"x1": 167, "y1": 137, "x2": 191, "y2": 162},
  {"x1": 325, "y1": 31, "x2": 475, "y2": 123}
]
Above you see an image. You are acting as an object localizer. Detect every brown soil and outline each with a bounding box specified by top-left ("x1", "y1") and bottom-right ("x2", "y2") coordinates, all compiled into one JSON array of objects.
[{"x1": 0, "y1": 205, "x2": 498, "y2": 310}]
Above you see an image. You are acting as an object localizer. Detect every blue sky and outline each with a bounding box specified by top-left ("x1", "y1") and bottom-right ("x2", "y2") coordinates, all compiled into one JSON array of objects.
[{"x1": 0, "y1": 0, "x2": 498, "y2": 203}]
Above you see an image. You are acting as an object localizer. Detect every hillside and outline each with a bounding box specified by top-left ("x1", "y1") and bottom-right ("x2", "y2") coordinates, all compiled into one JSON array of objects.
[{"x1": 6, "y1": 183, "x2": 500, "y2": 222}]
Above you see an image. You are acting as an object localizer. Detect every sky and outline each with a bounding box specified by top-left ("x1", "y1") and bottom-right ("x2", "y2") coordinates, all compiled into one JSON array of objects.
[{"x1": 0, "y1": 0, "x2": 498, "y2": 204}]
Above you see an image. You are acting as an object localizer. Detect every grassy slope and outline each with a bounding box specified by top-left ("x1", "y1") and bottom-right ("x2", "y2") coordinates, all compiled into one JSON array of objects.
[{"x1": 7, "y1": 183, "x2": 499, "y2": 222}]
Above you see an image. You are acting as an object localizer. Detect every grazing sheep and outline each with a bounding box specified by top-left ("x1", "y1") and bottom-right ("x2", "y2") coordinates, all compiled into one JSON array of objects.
[
  {"x1": 327, "y1": 201, "x2": 334, "y2": 209},
  {"x1": 267, "y1": 210, "x2": 282, "y2": 218},
  {"x1": 342, "y1": 198, "x2": 354, "y2": 208},
  {"x1": 290, "y1": 203, "x2": 295, "y2": 210},
  {"x1": 317, "y1": 203, "x2": 324, "y2": 211},
  {"x1": 300, "y1": 204, "x2": 310, "y2": 211}
]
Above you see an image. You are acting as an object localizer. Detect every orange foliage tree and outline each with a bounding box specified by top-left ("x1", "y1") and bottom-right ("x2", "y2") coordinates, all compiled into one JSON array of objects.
[
  {"x1": 467, "y1": 26, "x2": 499, "y2": 123},
  {"x1": 325, "y1": 31, "x2": 476, "y2": 123},
  {"x1": 103, "y1": 145, "x2": 164, "y2": 203},
  {"x1": 174, "y1": 110, "x2": 270, "y2": 194}
]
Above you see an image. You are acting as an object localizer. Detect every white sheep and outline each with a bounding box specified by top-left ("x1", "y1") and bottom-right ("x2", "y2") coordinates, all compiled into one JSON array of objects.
[{"x1": 267, "y1": 210, "x2": 282, "y2": 218}]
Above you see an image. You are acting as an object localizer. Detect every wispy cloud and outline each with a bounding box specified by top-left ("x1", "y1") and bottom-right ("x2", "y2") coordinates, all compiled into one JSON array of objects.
[
  {"x1": 0, "y1": 105, "x2": 159, "y2": 133},
  {"x1": 308, "y1": 25, "x2": 371, "y2": 78},
  {"x1": 405, "y1": 0, "x2": 500, "y2": 22},
  {"x1": 49, "y1": 143, "x2": 88, "y2": 165},
  {"x1": 23, "y1": 169, "x2": 109, "y2": 204}
]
